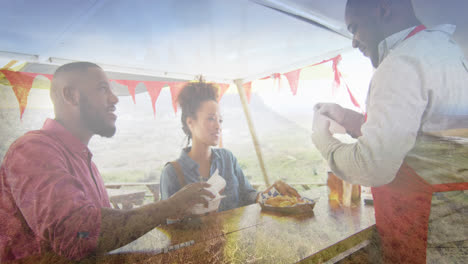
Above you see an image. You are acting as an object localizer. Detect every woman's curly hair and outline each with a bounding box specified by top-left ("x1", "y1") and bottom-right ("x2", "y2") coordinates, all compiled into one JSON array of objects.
[{"x1": 177, "y1": 77, "x2": 219, "y2": 146}]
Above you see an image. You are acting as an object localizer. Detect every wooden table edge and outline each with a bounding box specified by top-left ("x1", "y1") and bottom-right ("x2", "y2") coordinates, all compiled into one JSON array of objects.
[{"x1": 296, "y1": 225, "x2": 376, "y2": 264}]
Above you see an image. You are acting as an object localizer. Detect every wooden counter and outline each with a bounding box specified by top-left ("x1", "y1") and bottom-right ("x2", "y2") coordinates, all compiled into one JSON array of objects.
[{"x1": 88, "y1": 187, "x2": 376, "y2": 264}]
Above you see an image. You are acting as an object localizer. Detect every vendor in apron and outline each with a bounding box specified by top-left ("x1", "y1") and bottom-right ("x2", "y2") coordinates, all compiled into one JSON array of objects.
[{"x1": 312, "y1": 0, "x2": 468, "y2": 263}]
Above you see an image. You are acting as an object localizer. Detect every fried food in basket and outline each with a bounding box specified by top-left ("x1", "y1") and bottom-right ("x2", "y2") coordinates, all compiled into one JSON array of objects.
[{"x1": 265, "y1": 195, "x2": 305, "y2": 207}]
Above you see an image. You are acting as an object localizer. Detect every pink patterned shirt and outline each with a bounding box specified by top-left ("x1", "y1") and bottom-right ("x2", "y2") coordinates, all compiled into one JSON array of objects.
[{"x1": 0, "y1": 119, "x2": 110, "y2": 261}]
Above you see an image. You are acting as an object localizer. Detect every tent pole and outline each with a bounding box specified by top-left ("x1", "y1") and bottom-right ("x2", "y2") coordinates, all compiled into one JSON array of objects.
[{"x1": 234, "y1": 79, "x2": 270, "y2": 187}]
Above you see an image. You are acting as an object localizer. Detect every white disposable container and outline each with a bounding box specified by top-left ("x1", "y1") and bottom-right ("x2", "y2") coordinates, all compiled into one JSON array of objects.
[{"x1": 190, "y1": 170, "x2": 226, "y2": 215}]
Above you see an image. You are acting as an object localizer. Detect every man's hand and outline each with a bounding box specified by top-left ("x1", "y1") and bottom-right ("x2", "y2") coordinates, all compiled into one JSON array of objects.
[
  {"x1": 167, "y1": 182, "x2": 215, "y2": 218},
  {"x1": 314, "y1": 103, "x2": 365, "y2": 138},
  {"x1": 98, "y1": 183, "x2": 215, "y2": 254},
  {"x1": 262, "y1": 180, "x2": 301, "y2": 198},
  {"x1": 313, "y1": 110, "x2": 332, "y2": 136},
  {"x1": 314, "y1": 103, "x2": 346, "y2": 125}
]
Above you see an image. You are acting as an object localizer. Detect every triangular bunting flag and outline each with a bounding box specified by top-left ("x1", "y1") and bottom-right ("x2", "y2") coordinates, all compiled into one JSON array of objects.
[
  {"x1": 169, "y1": 82, "x2": 188, "y2": 113},
  {"x1": 115, "y1": 80, "x2": 140, "y2": 104},
  {"x1": 0, "y1": 70, "x2": 36, "y2": 119},
  {"x1": 345, "y1": 83, "x2": 362, "y2": 109},
  {"x1": 22, "y1": 72, "x2": 53, "y2": 82},
  {"x1": 216, "y1": 83, "x2": 230, "y2": 102},
  {"x1": 243, "y1": 82, "x2": 252, "y2": 103},
  {"x1": 22, "y1": 73, "x2": 52, "y2": 90},
  {"x1": 338, "y1": 71, "x2": 362, "y2": 110},
  {"x1": 331, "y1": 55, "x2": 342, "y2": 94},
  {"x1": 143, "y1": 81, "x2": 167, "y2": 117},
  {"x1": 284, "y1": 69, "x2": 302, "y2": 95},
  {"x1": 272, "y1": 73, "x2": 281, "y2": 91},
  {"x1": 43, "y1": 74, "x2": 53, "y2": 81}
]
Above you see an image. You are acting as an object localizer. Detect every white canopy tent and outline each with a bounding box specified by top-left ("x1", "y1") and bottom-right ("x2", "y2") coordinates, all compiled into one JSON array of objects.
[
  {"x1": 1, "y1": 0, "x2": 352, "y2": 83},
  {"x1": 1, "y1": 0, "x2": 467, "y2": 82}
]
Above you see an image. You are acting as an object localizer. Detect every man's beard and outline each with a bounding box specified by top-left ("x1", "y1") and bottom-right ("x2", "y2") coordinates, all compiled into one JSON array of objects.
[{"x1": 79, "y1": 93, "x2": 116, "y2": 138}]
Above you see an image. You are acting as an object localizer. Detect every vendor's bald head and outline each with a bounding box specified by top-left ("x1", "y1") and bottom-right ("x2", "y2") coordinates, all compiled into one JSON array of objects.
[
  {"x1": 50, "y1": 62, "x2": 119, "y2": 138},
  {"x1": 345, "y1": 0, "x2": 421, "y2": 67}
]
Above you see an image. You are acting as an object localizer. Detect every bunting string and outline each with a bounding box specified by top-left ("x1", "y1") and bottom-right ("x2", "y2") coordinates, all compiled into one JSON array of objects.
[{"x1": 0, "y1": 54, "x2": 362, "y2": 118}]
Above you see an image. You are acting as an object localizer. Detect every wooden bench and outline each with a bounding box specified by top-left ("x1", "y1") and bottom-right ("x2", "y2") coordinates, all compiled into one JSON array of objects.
[
  {"x1": 106, "y1": 189, "x2": 146, "y2": 210},
  {"x1": 105, "y1": 182, "x2": 160, "y2": 201}
]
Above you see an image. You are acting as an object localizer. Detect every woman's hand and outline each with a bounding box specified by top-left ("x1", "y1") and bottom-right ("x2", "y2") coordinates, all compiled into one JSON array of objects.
[
  {"x1": 167, "y1": 182, "x2": 215, "y2": 218},
  {"x1": 263, "y1": 180, "x2": 301, "y2": 198}
]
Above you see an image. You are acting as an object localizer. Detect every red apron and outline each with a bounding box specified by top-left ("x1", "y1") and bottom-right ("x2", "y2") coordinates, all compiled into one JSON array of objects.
[
  {"x1": 371, "y1": 163, "x2": 468, "y2": 263},
  {"x1": 370, "y1": 25, "x2": 468, "y2": 263}
]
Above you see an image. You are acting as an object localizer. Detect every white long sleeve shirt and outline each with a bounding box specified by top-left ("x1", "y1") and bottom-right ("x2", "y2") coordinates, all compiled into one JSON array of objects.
[
  {"x1": 312, "y1": 25, "x2": 468, "y2": 244},
  {"x1": 313, "y1": 24, "x2": 468, "y2": 187}
]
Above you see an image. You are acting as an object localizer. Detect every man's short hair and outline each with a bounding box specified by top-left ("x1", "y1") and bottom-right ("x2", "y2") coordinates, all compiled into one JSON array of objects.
[
  {"x1": 53, "y1": 61, "x2": 101, "y2": 78},
  {"x1": 50, "y1": 62, "x2": 102, "y2": 107}
]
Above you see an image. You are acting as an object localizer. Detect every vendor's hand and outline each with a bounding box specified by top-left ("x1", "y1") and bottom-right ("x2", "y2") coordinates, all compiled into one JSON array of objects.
[
  {"x1": 264, "y1": 180, "x2": 301, "y2": 198},
  {"x1": 167, "y1": 182, "x2": 215, "y2": 218},
  {"x1": 313, "y1": 111, "x2": 332, "y2": 136},
  {"x1": 314, "y1": 103, "x2": 364, "y2": 138},
  {"x1": 314, "y1": 103, "x2": 345, "y2": 125}
]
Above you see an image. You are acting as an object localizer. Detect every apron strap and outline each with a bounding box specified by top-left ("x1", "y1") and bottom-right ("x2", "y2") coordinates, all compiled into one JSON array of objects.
[
  {"x1": 168, "y1": 161, "x2": 187, "y2": 188},
  {"x1": 432, "y1": 182, "x2": 468, "y2": 192}
]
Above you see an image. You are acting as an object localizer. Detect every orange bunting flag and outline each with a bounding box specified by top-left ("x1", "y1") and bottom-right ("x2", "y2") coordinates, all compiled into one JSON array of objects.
[
  {"x1": 169, "y1": 82, "x2": 188, "y2": 113},
  {"x1": 115, "y1": 80, "x2": 140, "y2": 104},
  {"x1": 216, "y1": 83, "x2": 230, "y2": 102},
  {"x1": 284, "y1": 69, "x2": 302, "y2": 96},
  {"x1": 143, "y1": 81, "x2": 167, "y2": 117},
  {"x1": 243, "y1": 82, "x2": 252, "y2": 103},
  {"x1": 0, "y1": 70, "x2": 36, "y2": 119}
]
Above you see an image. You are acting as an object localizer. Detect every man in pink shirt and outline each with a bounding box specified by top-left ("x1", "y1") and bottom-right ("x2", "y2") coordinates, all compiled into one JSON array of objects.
[{"x1": 0, "y1": 62, "x2": 214, "y2": 262}]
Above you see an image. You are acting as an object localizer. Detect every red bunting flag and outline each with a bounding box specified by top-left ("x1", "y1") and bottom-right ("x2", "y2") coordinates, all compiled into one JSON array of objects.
[
  {"x1": 44, "y1": 74, "x2": 53, "y2": 81},
  {"x1": 336, "y1": 70, "x2": 362, "y2": 110},
  {"x1": 216, "y1": 83, "x2": 230, "y2": 102},
  {"x1": 321, "y1": 55, "x2": 362, "y2": 110},
  {"x1": 115, "y1": 80, "x2": 140, "y2": 104},
  {"x1": 284, "y1": 69, "x2": 302, "y2": 96},
  {"x1": 169, "y1": 82, "x2": 188, "y2": 113},
  {"x1": 345, "y1": 81, "x2": 361, "y2": 110},
  {"x1": 2, "y1": 58, "x2": 362, "y2": 119},
  {"x1": 0, "y1": 70, "x2": 36, "y2": 119},
  {"x1": 309, "y1": 54, "x2": 342, "y2": 90},
  {"x1": 308, "y1": 54, "x2": 361, "y2": 110},
  {"x1": 143, "y1": 81, "x2": 167, "y2": 117},
  {"x1": 272, "y1": 73, "x2": 281, "y2": 90},
  {"x1": 22, "y1": 72, "x2": 53, "y2": 81},
  {"x1": 243, "y1": 82, "x2": 252, "y2": 103},
  {"x1": 330, "y1": 55, "x2": 342, "y2": 94}
]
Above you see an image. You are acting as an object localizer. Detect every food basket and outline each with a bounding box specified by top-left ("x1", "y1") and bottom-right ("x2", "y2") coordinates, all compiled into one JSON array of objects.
[{"x1": 258, "y1": 187, "x2": 317, "y2": 214}]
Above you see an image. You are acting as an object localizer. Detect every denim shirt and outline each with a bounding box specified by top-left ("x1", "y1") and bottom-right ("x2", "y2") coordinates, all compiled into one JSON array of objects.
[{"x1": 160, "y1": 147, "x2": 258, "y2": 211}]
